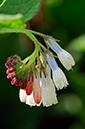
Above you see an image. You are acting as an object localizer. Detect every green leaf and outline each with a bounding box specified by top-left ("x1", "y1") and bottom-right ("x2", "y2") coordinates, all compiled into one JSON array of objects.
[
  {"x1": 0, "y1": 14, "x2": 25, "y2": 29},
  {"x1": 0, "y1": 0, "x2": 41, "y2": 22},
  {"x1": 0, "y1": 0, "x2": 6, "y2": 7},
  {"x1": 69, "y1": 35, "x2": 85, "y2": 52}
]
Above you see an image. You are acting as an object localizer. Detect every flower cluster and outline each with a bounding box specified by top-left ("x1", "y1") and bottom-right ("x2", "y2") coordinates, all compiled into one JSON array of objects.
[{"x1": 5, "y1": 35, "x2": 75, "y2": 107}]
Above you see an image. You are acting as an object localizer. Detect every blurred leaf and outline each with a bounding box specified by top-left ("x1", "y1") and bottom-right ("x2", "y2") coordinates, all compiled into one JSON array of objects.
[
  {"x1": 63, "y1": 93, "x2": 82, "y2": 115},
  {"x1": 69, "y1": 35, "x2": 85, "y2": 52},
  {"x1": 49, "y1": 0, "x2": 85, "y2": 32},
  {"x1": 0, "y1": 14, "x2": 25, "y2": 29},
  {"x1": 44, "y1": 0, "x2": 63, "y2": 7},
  {"x1": 0, "y1": 0, "x2": 6, "y2": 7},
  {"x1": 0, "y1": 0, "x2": 41, "y2": 22},
  {"x1": 68, "y1": 71, "x2": 85, "y2": 104},
  {"x1": 53, "y1": 93, "x2": 83, "y2": 116},
  {"x1": 69, "y1": 123, "x2": 85, "y2": 129},
  {"x1": 70, "y1": 72, "x2": 85, "y2": 89},
  {"x1": 67, "y1": 46, "x2": 83, "y2": 63}
]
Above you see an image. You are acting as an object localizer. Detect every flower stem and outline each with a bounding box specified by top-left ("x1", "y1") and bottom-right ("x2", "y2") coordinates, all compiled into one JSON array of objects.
[
  {"x1": 22, "y1": 47, "x2": 38, "y2": 65},
  {"x1": 0, "y1": 28, "x2": 44, "y2": 55},
  {"x1": 22, "y1": 47, "x2": 38, "y2": 70},
  {"x1": 0, "y1": 29, "x2": 46, "y2": 69},
  {"x1": 27, "y1": 29, "x2": 46, "y2": 38}
]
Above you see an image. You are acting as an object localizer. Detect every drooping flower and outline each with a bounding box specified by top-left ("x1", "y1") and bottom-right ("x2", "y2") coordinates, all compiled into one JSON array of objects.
[
  {"x1": 46, "y1": 54, "x2": 68, "y2": 90},
  {"x1": 40, "y1": 73, "x2": 58, "y2": 107},
  {"x1": 45, "y1": 36, "x2": 75, "y2": 70},
  {"x1": 53, "y1": 68, "x2": 68, "y2": 90},
  {"x1": 58, "y1": 49, "x2": 75, "y2": 70},
  {"x1": 33, "y1": 76, "x2": 42, "y2": 105}
]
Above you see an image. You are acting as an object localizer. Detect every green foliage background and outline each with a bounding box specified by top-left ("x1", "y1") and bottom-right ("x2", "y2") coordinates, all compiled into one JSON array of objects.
[
  {"x1": 0, "y1": 0, "x2": 85, "y2": 129},
  {"x1": 0, "y1": 0, "x2": 41, "y2": 22}
]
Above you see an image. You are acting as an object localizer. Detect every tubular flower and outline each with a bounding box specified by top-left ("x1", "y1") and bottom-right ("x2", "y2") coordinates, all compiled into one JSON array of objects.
[
  {"x1": 45, "y1": 36, "x2": 75, "y2": 70},
  {"x1": 40, "y1": 73, "x2": 58, "y2": 107},
  {"x1": 5, "y1": 32, "x2": 75, "y2": 107},
  {"x1": 46, "y1": 54, "x2": 68, "y2": 90},
  {"x1": 33, "y1": 76, "x2": 42, "y2": 105}
]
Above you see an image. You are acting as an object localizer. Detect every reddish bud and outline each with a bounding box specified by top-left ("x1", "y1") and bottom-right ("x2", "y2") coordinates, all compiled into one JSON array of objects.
[
  {"x1": 33, "y1": 77, "x2": 41, "y2": 104},
  {"x1": 7, "y1": 74, "x2": 12, "y2": 79},
  {"x1": 7, "y1": 57, "x2": 12, "y2": 62},
  {"x1": 13, "y1": 55, "x2": 18, "y2": 59},
  {"x1": 17, "y1": 60, "x2": 20, "y2": 62},
  {"x1": 11, "y1": 77, "x2": 17, "y2": 85},
  {"x1": 15, "y1": 82, "x2": 20, "y2": 86},
  {"x1": 10, "y1": 56, "x2": 13, "y2": 58},
  {"x1": 20, "y1": 81, "x2": 27, "y2": 89},
  {"x1": 5, "y1": 62, "x2": 13, "y2": 68},
  {"x1": 6, "y1": 67, "x2": 16, "y2": 74},
  {"x1": 15, "y1": 78, "x2": 20, "y2": 86},
  {"x1": 26, "y1": 80, "x2": 33, "y2": 95},
  {"x1": 6, "y1": 69, "x2": 10, "y2": 74},
  {"x1": 7, "y1": 72, "x2": 16, "y2": 79},
  {"x1": 12, "y1": 60, "x2": 17, "y2": 65},
  {"x1": 5, "y1": 62, "x2": 8, "y2": 67},
  {"x1": 10, "y1": 67, "x2": 16, "y2": 71},
  {"x1": 33, "y1": 88, "x2": 41, "y2": 104}
]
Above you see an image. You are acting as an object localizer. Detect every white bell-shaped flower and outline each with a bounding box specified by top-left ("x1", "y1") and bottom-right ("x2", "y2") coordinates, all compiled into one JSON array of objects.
[
  {"x1": 45, "y1": 37, "x2": 75, "y2": 70},
  {"x1": 41, "y1": 73, "x2": 58, "y2": 107},
  {"x1": 46, "y1": 54, "x2": 68, "y2": 90},
  {"x1": 53, "y1": 68, "x2": 68, "y2": 90},
  {"x1": 58, "y1": 49, "x2": 75, "y2": 70},
  {"x1": 19, "y1": 89, "x2": 27, "y2": 103},
  {"x1": 33, "y1": 76, "x2": 42, "y2": 105},
  {"x1": 26, "y1": 92, "x2": 36, "y2": 106}
]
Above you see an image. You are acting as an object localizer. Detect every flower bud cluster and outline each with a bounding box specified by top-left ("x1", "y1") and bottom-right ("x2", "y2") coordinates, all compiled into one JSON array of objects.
[{"x1": 5, "y1": 55, "x2": 23, "y2": 85}]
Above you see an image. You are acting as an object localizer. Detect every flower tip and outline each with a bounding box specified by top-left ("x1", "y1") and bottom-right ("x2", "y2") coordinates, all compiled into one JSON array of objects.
[
  {"x1": 19, "y1": 89, "x2": 27, "y2": 103},
  {"x1": 53, "y1": 68, "x2": 68, "y2": 90},
  {"x1": 57, "y1": 83, "x2": 68, "y2": 91},
  {"x1": 58, "y1": 50, "x2": 75, "y2": 70},
  {"x1": 26, "y1": 93, "x2": 36, "y2": 106}
]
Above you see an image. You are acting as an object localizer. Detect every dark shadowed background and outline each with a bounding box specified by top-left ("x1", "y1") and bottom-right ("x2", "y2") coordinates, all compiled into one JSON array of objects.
[{"x1": 0, "y1": 0, "x2": 85, "y2": 129}]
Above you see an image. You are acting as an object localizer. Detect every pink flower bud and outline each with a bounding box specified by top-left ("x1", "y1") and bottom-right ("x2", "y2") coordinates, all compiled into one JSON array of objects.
[
  {"x1": 12, "y1": 60, "x2": 17, "y2": 65},
  {"x1": 5, "y1": 62, "x2": 12, "y2": 68},
  {"x1": 26, "y1": 78, "x2": 33, "y2": 95},
  {"x1": 13, "y1": 55, "x2": 18, "y2": 59},
  {"x1": 20, "y1": 81, "x2": 27, "y2": 89},
  {"x1": 33, "y1": 76, "x2": 41, "y2": 104},
  {"x1": 11, "y1": 77, "x2": 17, "y2": 85},
  {"x1": 7, "y1": 57, "x2": 12, "y2": 62},
  {"x1": 7, "y1": 72, "x2": 16, "y2": 79},
  {"x1": 6, "y1": 67, "x2": 16, "y2": 74},
  {"x1": 5, "y1": 62, "x2": 8, "y2": 67},
  {"x1": 6, "y1": 69, "x2": 10, "y2": 74}
]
